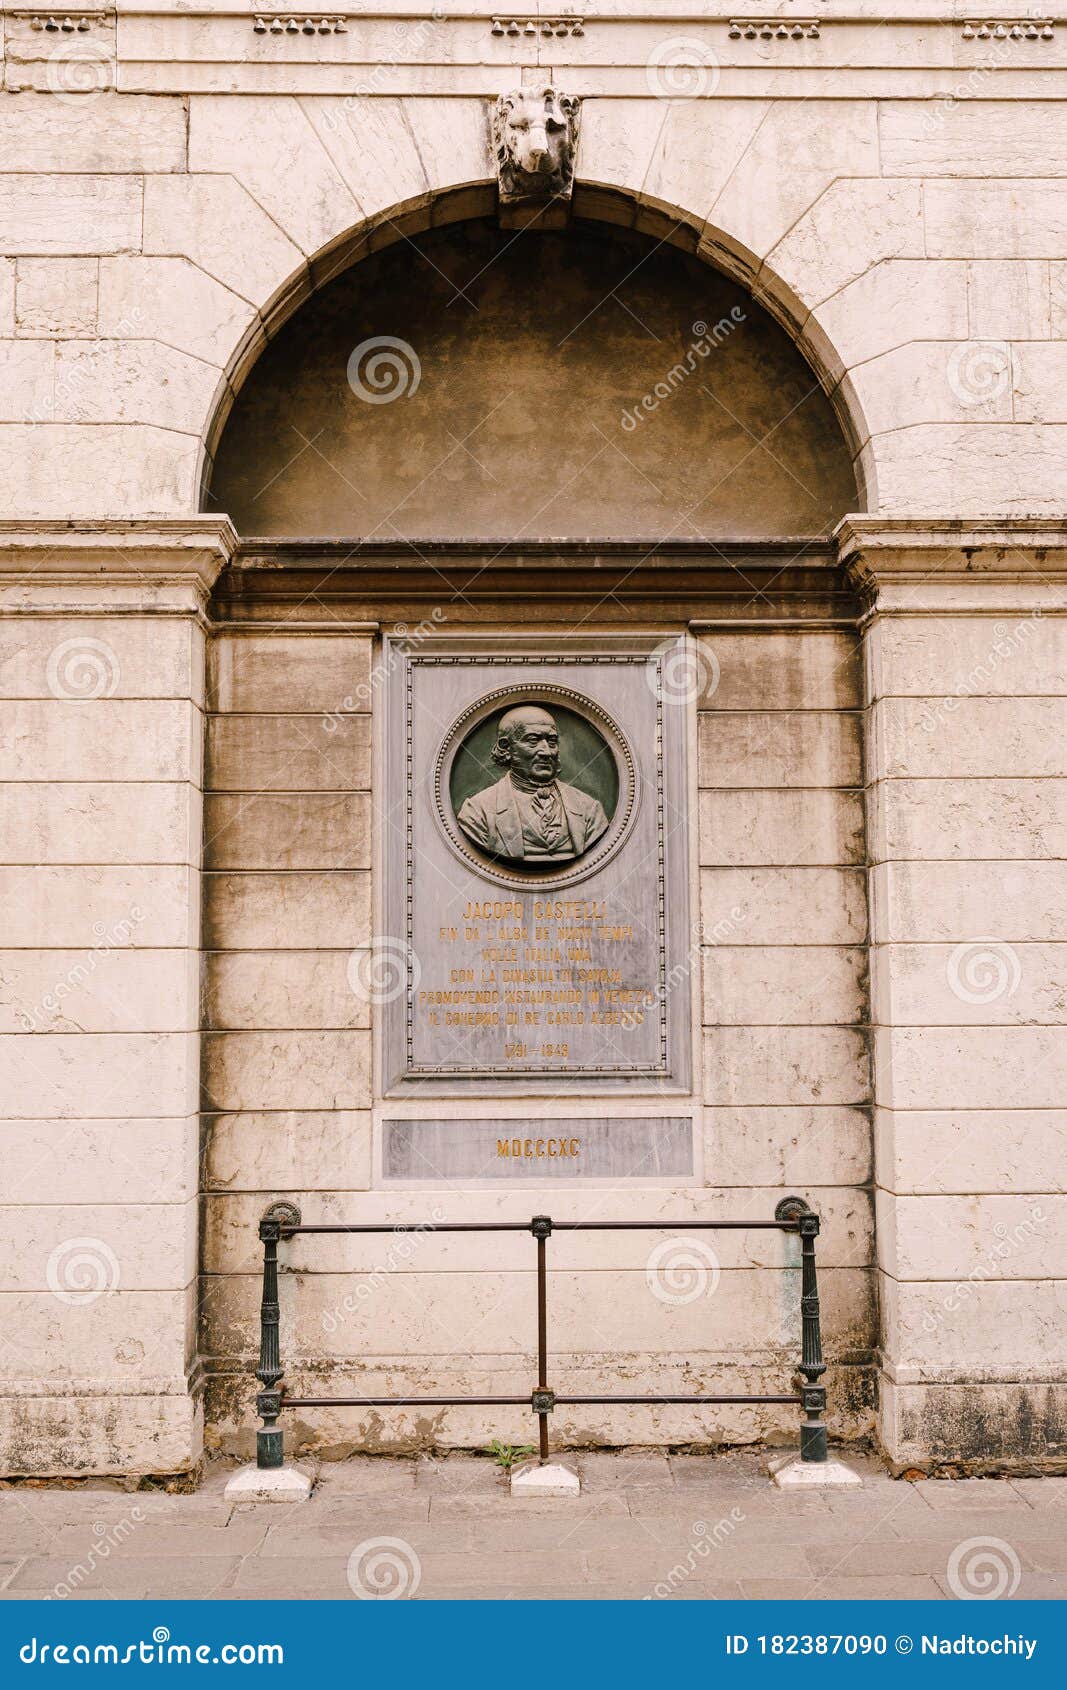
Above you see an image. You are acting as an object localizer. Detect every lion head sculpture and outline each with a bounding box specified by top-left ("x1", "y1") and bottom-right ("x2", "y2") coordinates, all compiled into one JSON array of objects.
[{"x1": 492, "y1": 86, "x2": 580, "y2": 205}]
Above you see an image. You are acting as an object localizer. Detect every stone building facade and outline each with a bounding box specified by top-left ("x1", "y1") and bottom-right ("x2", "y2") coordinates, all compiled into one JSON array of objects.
[{"x1": 1, "y1": 4, "x2": 1064, "y2": 1478}]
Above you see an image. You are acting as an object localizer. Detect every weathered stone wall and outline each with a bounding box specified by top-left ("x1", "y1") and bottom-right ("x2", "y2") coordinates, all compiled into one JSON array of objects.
[
  {"x1": 199, "y1": 611, "x2": 874, "y2": 1460},
  {"x1": 4, "y1": 56, "x2": 1067, "y2": 520},
  {"x1": 697, "y1": 638, "x2": 871, "y2": 1198},
  {"x1": 0, "y1": 523, "x2": 232, "y2": 1475},
  {"x1": 2, "y1": 7, "x2": 1066, "y2": 1474},
  {"x1": 697, "y1": 626, "x2": 875, "y2": 1444},
  {"x1": 843, "y1": 521, "x2": 1067, "y2": 1469},
  {"x1": 200, "y1": 626, "x2": 375, "y2": 1450}
]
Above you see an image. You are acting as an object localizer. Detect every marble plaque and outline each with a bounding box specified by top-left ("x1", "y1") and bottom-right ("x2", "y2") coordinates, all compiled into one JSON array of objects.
[
  {"x1": 383, "y1": 633, "x2": 691, "y2": 1094},
  {"x1": 382, "y1": 1117, "x2": 695, "y2": 1180}
]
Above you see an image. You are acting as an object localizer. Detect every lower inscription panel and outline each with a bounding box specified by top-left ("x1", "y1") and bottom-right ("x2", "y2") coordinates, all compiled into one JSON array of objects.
[{"x1": 381, "y1": 1117, "x2": 695, "y2": 1181}]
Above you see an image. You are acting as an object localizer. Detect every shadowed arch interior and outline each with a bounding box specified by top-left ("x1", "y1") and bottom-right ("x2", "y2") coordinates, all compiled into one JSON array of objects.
[{"x1": 206, "y1": 218, "x2": 858, "y2": 541}]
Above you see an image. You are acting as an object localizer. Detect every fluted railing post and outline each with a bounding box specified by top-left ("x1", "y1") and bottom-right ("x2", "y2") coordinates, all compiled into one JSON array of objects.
[
  {"x1": 776, "y1": 1196, "x2": 828, "y2": 1464},
  {"x1": 797, "y1": 1209, "x2": 828, "y2": 1462},
  {"x1": 256, "y1": 1201, "x2": 300, "y2": 1470}
]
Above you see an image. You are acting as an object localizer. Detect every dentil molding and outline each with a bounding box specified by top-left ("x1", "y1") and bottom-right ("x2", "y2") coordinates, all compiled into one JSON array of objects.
[
  {"x1": 9, "y1": 9, "x2": 1065, "y2": 101},
  {"x1": 961, "y1": 19, "x2": 1055, "y2": 40},
  {"x1": 252, "y1": 14, "x2": 348, "y2": 32},
  {"x1": 728, "y1": 18, "x2": 820, "y2": 39}
]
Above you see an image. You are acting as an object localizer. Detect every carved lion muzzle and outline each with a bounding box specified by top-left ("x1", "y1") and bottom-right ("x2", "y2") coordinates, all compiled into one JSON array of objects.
[{"x1": 493, "y1": 87, "x2": 580, "y2": 204}]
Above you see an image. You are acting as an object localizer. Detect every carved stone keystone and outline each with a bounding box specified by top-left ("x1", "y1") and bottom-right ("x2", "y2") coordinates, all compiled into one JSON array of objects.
[{"x1": 492, "y1": 86, "x2": 580, "y2": 227}]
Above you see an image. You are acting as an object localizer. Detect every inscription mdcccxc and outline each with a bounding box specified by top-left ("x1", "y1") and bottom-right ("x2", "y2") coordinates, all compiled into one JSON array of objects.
[{"x1": 382, "y1": 1117, "x2": 694, "y2": 1180}]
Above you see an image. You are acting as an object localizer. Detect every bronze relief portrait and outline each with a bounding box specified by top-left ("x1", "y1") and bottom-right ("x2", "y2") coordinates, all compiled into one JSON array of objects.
[{"x1": 448, "y1": 699, "x2": 620, "y2": 871}]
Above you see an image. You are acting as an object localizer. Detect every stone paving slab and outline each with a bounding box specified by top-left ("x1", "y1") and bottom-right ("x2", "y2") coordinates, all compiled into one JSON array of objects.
[
  {"x1": 256, "y1": 1524, "x2": 420, "y2": 1559},
  {"x1": 413, "y1": 1456, "x2": 502, "y2": 1494},
  {"x1": 47, "y1": 1520, "x2": 271, "y2": 1559},
  {"x1": 1, "y1": 1455, "x2": 1065, "y2": 1602},
  {"x1": 229, "y1": 1557, "x2": 391, "y2": 1598},
  {"x1": 933, "y1": 1573, "x2": 1067, "y2": 1601},
  {"x1": 585, "y1": 1542, "x2": 813, "y2": 1583},
  {"x1": 913, "y1": 1478, "x2": 1035, "y2": 1510},
  {"x1": 415, "y1": 1581, "x2": 747, "y2": 1601},
  {"x1": 807, "y1": 1539, "x2": 1038, "y2": 1580},
  {"x1": 1, "y1": 1492, "x2": 232, "y2": 1525},
  {"x1": 403, "y1": 1549, "x2": 592, "y2": 1588},
  {"x1": 4, "y1": 1556, "x2": 243, "y2": 1599},
  {"x1": 324, "y1": 1459, "x2": 419, "y2": 1494},
  {"x1": 1011, "y1": 1534, "x2": 1067, "y2": 1573},
  {"x1": 1008, "y1": 1479, "x2": 1067, "y2": 1510},
  {"x1": 741, "y1": 1575, "x2": 945, "y2": 1601},
  {"x1": 250, "y1": 1495, "x2": 433, "y2": 1528},
  {"x1": 878, "y1": 1503, "x2": 1041, "y2": 1538},
  {"x1": 426, "y1": 1491, "x2": 631, "y2": 1518},
  {"x1": 577, "y1": 1454, "x2": 675, "y2": 1488},
  {"x1": 625, "y1": 1487, "x2": 831, "y2": 1517},
  {"x1": 2, "y1": 1522, "x2": 62, "y2": 1556}
]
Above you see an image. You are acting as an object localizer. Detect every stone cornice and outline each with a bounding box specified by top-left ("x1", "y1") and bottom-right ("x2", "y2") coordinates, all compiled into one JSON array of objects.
[
  {"x1": 214, "y1": 535, "x2": 852, "y2": 623},
  {"x1": 6, "y1": 8, "x2": 1066, "y2": 99},
  {"x1": 836, "y1": 516, "x2": 1067, "y2": 616},
  {"x1": 0, "y1": 518, "x2": 239, "y2": 613}
]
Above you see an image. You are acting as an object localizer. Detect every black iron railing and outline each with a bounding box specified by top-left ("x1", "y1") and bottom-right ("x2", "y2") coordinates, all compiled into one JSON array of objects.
[{"x1": 253, "y1": 1195, "x2": 828, "y2": 1471}]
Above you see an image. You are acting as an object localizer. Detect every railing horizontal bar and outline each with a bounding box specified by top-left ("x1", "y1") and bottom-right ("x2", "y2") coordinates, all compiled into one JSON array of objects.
[
  {"x1": 283, "y1": 1220, "x2": 796, "y2": 1236},
  {"x1": 285, "y1": 1223, "x2": 533, "y2": 1235},
  {"x1": 278, "y1": 1393, "x2": 800, "y2": 1409},
  {"x1": 556, "y1": 1394, "x2": 801, "y2": 1406},
  {"x1": 280, "y1": 1396, "x2": 531, "y2": 1408},
  {"x1": 551, "y1": 1221, "x2": 793, "y2": 1232}
]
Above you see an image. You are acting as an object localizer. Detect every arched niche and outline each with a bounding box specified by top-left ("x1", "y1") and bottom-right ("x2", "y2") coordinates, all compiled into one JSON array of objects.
[{"x1": 205, "y1": 218, "x2": 858, "y2": 542}]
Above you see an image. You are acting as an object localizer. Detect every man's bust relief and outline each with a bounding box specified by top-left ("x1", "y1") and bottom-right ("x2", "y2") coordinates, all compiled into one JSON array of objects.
[{"x1": 456, "y1": 704, "x2": 609, "y2": 865}]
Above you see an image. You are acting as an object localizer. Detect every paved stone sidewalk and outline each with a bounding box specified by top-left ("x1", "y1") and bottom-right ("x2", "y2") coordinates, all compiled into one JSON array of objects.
[{"x1": 1, "y1": 1453, "x2": 1064, "y2": 1602}]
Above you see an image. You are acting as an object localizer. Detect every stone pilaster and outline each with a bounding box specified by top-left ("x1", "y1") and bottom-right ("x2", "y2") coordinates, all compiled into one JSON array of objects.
[
  {"x1": 839, "y1": 517, "x2": 1067, "y2": 1470},
  {"x1": 0, "y1": 517, "x2": 235, "y2": 1476}
]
